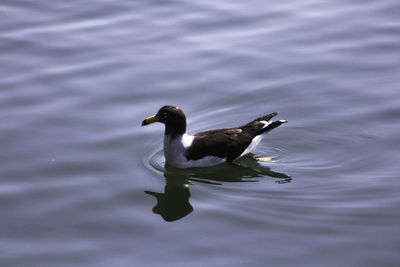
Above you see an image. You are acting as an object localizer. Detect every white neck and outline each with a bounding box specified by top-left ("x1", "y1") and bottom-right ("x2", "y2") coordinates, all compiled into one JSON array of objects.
[{"x1": 163, "y1": 133, "x2": 194, "y2": 166}]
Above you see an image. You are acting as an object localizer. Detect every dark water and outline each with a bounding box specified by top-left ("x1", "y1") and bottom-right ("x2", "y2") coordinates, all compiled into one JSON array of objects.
[{"x1": 1, "y1": 0, "x2": 400, "y2": 266}]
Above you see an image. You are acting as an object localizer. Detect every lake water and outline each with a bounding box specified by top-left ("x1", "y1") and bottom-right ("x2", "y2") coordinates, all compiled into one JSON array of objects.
[{"x1": 1, "y1": 0, "x2": 400, "y2": 266}]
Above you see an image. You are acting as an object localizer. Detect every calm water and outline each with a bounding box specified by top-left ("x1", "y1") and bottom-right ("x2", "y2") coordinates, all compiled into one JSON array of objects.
[{"x1": 1, "y1": 0, "x2": 400, "y2": 266}]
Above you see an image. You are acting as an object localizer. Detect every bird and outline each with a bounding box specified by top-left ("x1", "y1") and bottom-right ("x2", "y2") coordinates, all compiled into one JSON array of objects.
[{"x1": 142, "y1": 105, "x2": 287, "y2": 169}]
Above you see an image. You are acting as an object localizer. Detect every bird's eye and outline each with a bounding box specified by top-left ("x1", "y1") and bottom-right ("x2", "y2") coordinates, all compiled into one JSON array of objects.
[{"x1": 162, "y1": 113, "x2": 168, "y2": 118}]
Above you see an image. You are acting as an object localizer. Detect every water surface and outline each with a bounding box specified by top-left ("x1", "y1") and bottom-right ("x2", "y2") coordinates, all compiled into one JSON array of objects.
[{"x1": 1, "y1": 0, "x2": 400, "y2": 266}]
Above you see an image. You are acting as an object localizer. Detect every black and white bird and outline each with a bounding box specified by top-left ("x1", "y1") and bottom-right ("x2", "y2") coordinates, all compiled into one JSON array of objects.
[{"x1": 142, "y1": 105, "x2": 287, "y2": 169}]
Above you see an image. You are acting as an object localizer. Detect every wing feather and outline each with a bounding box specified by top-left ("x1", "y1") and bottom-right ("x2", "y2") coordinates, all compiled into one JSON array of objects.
[{"x1": 185, "y1": 128, "x2": 254, "y2": 161}]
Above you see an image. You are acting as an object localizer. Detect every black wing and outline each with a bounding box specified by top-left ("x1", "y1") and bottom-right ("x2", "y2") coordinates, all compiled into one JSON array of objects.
[
  {"x1": 185, "y1": 128, "x2": 255, "y2": 161},
  {"x1": 185, "y1": 112, "x2": 285, "y2": 162}
]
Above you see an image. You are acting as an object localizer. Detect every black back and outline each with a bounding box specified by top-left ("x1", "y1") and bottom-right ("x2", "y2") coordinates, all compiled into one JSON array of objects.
[
  {"x1": 185, "y1": 128, "x2": 254, "y2": 161},
  {"x1": 185, "y1": 112, "x2": 285, "y2": 161}
]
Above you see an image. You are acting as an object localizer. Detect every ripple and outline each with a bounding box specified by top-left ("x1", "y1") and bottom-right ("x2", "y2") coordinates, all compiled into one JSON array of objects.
[
  {"x1": 272, "y1": 124, "x2": 379, "y2": 179},
  {"x1": 145, "y1": 144, "x2": 291, "y2": 185},
  {"x1": 2, "y1": 0, "x2": 400, "y2": 265},
  {"x1": 147, "y1": 148, "x2": 166, "y2": 173}
]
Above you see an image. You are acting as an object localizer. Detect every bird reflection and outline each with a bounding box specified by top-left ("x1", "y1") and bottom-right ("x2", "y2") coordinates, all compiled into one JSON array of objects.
[
  {"x1": 145, "y1": 173, "x2": 193, "y2": 222},
  {"x1": 145, "y1": 155, "x2": 291, "y2": 222}
]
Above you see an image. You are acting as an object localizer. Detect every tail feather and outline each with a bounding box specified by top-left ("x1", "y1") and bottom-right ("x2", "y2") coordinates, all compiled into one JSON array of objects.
[
  {"x1": 257, "y1": 112, "x2": 278, "y2": 122},
  {"x1": 260, "y1": 112, "x2": 279, "y2": 122},
  {"x1": 247, "y1": 112, "x2": 278, "y2": 126},
  {"x1": 258, "y1": 120, "x2": 287, "y2": 135}
]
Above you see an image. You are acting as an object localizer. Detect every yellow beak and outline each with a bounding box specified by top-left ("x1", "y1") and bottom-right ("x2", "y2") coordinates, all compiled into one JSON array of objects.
[{"x1": 142, "y1": 115, "x2": 158, "y2": 126}]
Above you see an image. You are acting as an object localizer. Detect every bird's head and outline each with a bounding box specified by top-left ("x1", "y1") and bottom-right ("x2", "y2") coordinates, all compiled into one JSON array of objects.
[{"x1": 142, "y1": 105, "x2": 187, "y2": 136}]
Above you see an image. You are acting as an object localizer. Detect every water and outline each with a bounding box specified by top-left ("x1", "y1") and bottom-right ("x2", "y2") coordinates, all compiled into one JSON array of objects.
[{"x1": 1, "y1": 0, "x2": 400, "y2": 266}]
